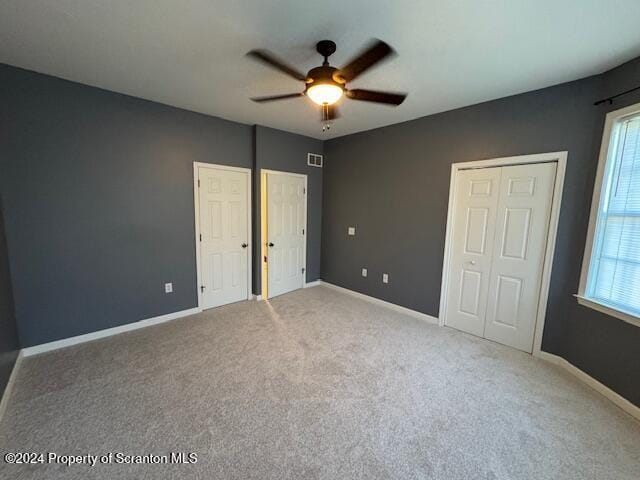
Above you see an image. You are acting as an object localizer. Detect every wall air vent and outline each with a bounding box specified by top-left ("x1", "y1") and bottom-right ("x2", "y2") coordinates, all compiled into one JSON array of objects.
[{"x1": 307, "y1": 153, "x2": 323, "y2": 168}]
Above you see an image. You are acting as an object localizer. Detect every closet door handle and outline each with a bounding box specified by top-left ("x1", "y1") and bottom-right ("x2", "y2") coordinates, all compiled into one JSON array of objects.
[
  {"x1": 469, "y1": 260, "x2": 476, "y2": 265},
  {"x1": 241, "y1": 243, "x2": 248, "y2": 248},
  {"x1": 268, "y1": 242, "x2": 275, "y2": 247}
]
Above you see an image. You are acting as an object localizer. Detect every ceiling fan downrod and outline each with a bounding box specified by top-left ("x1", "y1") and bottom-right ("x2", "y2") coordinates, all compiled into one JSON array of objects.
[{"x1": 316, "y1": 40, "x2": 337, "y2": 66}]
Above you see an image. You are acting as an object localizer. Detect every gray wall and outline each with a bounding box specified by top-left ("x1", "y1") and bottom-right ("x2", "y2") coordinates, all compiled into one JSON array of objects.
[
  {"x1": 253, "y1": 125, "x2": 323, "y2": 293},
  {"x1": 0, "y1": 64, "x2": 253, "y2": 347},
  {"x1": 1, "y1": 56, "x2": 638, "y2": 405},
  {"x1": 322, "y1": 60, "x2": 640, "y2": 405},
  {"x1": 0, "y1": 196, "x2": 20, "y2": 397},
  {"x1": 0, "y1": 64, "x2": 323, "y2": 347},
  {"x1": 559, "y1": 57, "x2": 640, "y2": 405}
]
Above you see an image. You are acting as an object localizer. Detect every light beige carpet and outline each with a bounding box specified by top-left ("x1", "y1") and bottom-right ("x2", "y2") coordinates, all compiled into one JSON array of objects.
[{"x1": 0, "y1": 285, "x2": 638, "y2": 479}]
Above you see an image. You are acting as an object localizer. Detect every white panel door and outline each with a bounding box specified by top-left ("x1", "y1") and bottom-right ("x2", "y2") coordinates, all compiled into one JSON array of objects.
[
  {"x1": 198, "y1": 166, "x2": 249, "y2": 309},
  {"x1": 445, "y1": 167, "x2": 501, "y2": 337},
  {"x1": 267, "y1": 173, "x2": 306, "y2": 298},
  {"x1": 483, "y1": 162, "x2": 556, "y2": 352}
]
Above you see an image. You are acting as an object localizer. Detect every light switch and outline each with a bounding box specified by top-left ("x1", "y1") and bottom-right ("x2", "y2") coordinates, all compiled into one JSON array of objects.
[
  {"x1": 165, "y1": 282, "x2": 173, "y2": 293},
  {"x1": 382, "y1": 274, "x2": 389, "y2": 284},
  {"x1": 362, "y1": 268, "x2": 367, "y2": 277},
  {"x1": 348, "y1": 227, "x2": 356, "y2": 236}
]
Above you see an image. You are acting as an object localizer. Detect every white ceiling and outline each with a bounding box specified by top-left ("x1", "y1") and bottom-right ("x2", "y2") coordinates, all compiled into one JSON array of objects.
[{"x1": 1, "y1": 1, "x2": 639, "y2": 139}]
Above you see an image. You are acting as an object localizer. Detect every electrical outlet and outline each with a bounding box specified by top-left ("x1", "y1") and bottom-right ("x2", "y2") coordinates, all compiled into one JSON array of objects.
[
  {"x1": 362, "y1": 268, "x2": 367, "y2": 277},
  {"x1": 382, "y1": 273, "x2": 389, "y2": 284},
  {"x1": 164, "y1": 282, "x2": 173, "y2": 293},
  {"x1": 348, "y1": 227, "x2": 356, "y2": 236}
]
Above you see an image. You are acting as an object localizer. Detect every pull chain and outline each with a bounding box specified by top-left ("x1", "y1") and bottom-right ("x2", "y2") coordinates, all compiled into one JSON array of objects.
[{"x1": 322, "y1": 104, "x2": 331, "y2": 132}]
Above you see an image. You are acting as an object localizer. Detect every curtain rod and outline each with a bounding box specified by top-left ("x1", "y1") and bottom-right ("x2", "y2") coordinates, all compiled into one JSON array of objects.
[{"x1": 594, "y1": 85, "x2": 640, "y2": 106}]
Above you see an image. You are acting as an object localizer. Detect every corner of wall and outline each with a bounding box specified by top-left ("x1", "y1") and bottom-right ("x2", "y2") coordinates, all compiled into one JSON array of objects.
[{"x1": 0, "y1": 194, "x2": 22, "y2": 397}]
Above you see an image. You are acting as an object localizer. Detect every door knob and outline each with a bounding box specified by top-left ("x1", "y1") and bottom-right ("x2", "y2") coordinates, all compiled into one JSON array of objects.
[
  {"x1": 469, "y1": 260, "x2": 476, "y2": 265},
  {"x1": 268, "y1": 242, "x2": 274, "y2": 247},
  {"x1": 241, "y1": 243, "x2": 248, "y2": 248}
]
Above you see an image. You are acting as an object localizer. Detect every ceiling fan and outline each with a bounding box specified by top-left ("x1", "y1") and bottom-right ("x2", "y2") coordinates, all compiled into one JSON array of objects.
[{"x1": 247, "y1": 39, "x2": 407, "y2": 130}]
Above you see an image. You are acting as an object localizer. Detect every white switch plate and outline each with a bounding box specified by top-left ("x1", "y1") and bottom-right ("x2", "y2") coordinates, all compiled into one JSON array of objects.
[
  {"x1": 362, "y1": 268, "x2": 367, "y2": 277},
  {"x1": 382, "y1": 274, "x2": 389, "y2": 284},
  {"x1": 164, "y1": 282, "x2": 173, "y2": 293},
  {"x1": 348, "y1": 227, "x2": 356, "y2": 236}
]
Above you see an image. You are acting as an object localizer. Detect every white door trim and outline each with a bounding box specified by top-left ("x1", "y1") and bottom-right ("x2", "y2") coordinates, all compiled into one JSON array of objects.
[
  {"x1": 193, "y1": 162, "x2": 252, "y2": 310},
  {"x1": 260, "y1": 169, "x2": 308, "y2": 300},
  {"x1": 439, "y1": 151, "x2": 567, "y2": 355}
]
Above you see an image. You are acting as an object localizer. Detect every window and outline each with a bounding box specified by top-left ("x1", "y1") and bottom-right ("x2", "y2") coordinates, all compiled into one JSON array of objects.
[{"x1": 578, "y1": 102, "x2": 640, "y2": 327}]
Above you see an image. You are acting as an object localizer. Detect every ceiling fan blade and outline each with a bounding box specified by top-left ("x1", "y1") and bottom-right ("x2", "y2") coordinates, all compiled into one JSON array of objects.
[
  {"x1": 246, "y1": 49, "x2": 307, "y2": 82},
  {"x1": 251, "y1": 93, "x2": 304, "y2": 103},
  {"x1": 337, "y1": 39, "x2": 394, "y2": 83},
  {"x1": 321, "y1": 104, "x2": 340, "y2": 122},
  {"x1": 346, "y1": 89, "x2": 406, "y2": 105}
]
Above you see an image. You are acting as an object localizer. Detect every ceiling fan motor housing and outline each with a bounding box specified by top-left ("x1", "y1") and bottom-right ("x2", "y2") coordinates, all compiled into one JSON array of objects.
[
  {"x1": 305, "y1": 65, "x2": 345, "y2": 105},
  {"x1": 305, "y1": 66, "x2": 345, "y2": 90}
]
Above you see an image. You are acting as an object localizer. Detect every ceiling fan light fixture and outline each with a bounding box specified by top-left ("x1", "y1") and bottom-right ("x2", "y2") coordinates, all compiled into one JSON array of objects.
[
  {"x1": 306, "y1": 83, "x2": 343, "y2": 106},
  {"x1": 247, "y1": 39, "x2": 407, "y2": 124}
]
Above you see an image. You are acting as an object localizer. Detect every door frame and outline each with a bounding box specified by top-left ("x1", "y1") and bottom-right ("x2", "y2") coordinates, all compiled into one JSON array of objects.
[
  {"x1": 260, "y1": 169, "x2": 308, "y2": 300},
  {"x1": 193, "y1": 162, "x2": 253, "y2": 311},
  {"x1": 439, "y1": 152, "x2": 567, "y2": 355}
]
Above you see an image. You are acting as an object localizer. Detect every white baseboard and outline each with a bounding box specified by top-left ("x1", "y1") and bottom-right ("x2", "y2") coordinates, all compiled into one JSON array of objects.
[
  {"x1": 22, "y1": 307, "x2": 201, "y2": 357},
  {"x1": 12, "y1": 285, "x2": 637, "y2": 422},
  {"x1": 535, "y1": 351, "x2": 640, "y2": 421},
  {"x1": 321, "y1": 281, "x2": 639, "y2": 419},
  {"x1": 319, "y1": 281, "x2": 439, "y2": 325},
  {"x1": 0, "y1": 350, "x2": 24, "y2": 424}
]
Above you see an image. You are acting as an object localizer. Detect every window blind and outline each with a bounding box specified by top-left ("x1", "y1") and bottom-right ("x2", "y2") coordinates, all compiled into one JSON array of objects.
[{"x1": 587, "y1": 115, "x2": 640, "y2": 316}]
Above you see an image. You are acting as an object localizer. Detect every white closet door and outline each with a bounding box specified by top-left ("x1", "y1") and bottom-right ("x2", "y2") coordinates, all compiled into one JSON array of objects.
[
  {"x1": 267, "y1": 173, "x2": 306, "y2": 298},
  {"x1": 445, "y1": 167, "x2": 501, "y2": 337},
  {"x1": 483, "y1": 162, "x2": 556, "y2": 352},
  {"x1": 198, "y1": 166, "x2": 249, "y2": 309}
]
